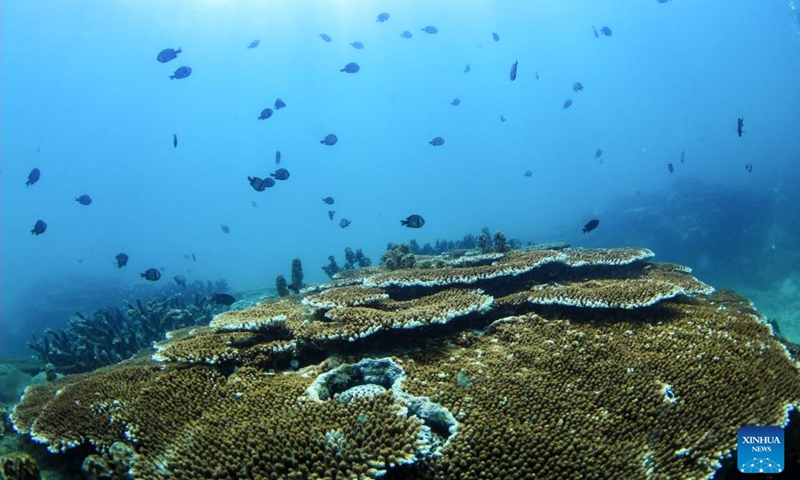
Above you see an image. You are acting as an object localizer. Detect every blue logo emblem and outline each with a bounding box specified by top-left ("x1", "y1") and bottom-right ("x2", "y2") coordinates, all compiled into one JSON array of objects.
[{"x1": 738, "y1": 426, "x2": 784, "y2": 474}]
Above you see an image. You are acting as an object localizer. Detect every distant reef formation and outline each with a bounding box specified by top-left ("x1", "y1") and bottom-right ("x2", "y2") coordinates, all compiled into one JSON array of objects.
[{"x1": 8, "y1": 246, "x2": 800, "y2": 479}]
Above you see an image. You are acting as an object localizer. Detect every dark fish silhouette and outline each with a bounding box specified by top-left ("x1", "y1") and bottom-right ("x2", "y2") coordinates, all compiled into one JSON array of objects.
[
  {"x1": 173, "y1": 275, "x2": 186, "y2": 287},
  {"x1": 573, "y1": 82, "x2": 584, "y2": 92},
  {"x1": 173, "y1": 134, "x2": 178, "y2": 148},
  {"x1": 595, "y1": 149, "x2": 603, "y2": 158},
  {"x1": 76, "y1": 194, "x2": 92, "y2": 205},
  {"x1": 592, "y1": 26, "x2": 599, "y2": 38},
  {"x1": 422, "y1": 26, "x2": 438, "y2": 34},
  {"x1": 221, "y1": 225, "x2": 231, "y2": 234},
  {"x1": 141, "y1": 268, "x2": 161, "y2": 281},
  {"x1": 401, "y1": 214, "x2": 425, "y2": 228},
  {"x1": 275, "y1": 150, "x2": 282, "y2": 164},
  {"x1": 157, "y1": 48, "x2": 181, "y2": 63},
  {"x1": 510, "y1": 60, "x2": 518, "y2": 81},
  {"x1": 523, "y1": 170, "x2": 533, "y2": 177},
  {"x1": 492, "y1": 32, "x2": 500, "y2": 41},
  {"x1": 211, "y1": 293, "x2": 236, "y2": 305},
  {"x1": 350, "y1": 41, "x2": 364, "y2": 49},
  {"x1": 319, "y1": 33, "x2": 332, "y2": 42},
  {"x1": 258, "y1": 108, "x2": 273, "y2": 120},
  {"x1": 430, "y1": 137, "x2": 445, "y2": 146},
  {"x1": 31, "y1": 220, "x2": 47, "y2": 235},
  {"x1": 500, "y1": 115, "x2": 506, "y2": 122},
  {"x1": 535, "y1": 70, "x2": 539, "y2": 80},
  {"x1": 271, "y1": 168, "x2": 290, "y2": 180},
  {"x1": 169, "y1": 66, "x2": 192, "y2": 79},
  {"x1": 680, "y1": 151, "x2": 685, "y2": 163},
  {"x1": 667, "y1": 163, "x2": 674, "y2": 173},
  {"x1": 745, "y1": 163, "x2": 753, "y2": 173},
  {"x1": 191, "y1": 253, "x2": 196, "y2": 261},
  {"x1": 328, "y1": 210, "x2": 335, "y2": 220},
  {"x1": 322, "y1": 197, "x2": 335, "y2": 205},
  {"x1": 401, "y1": 31, "x2": 413, "y2": 39},
  {"x1": 464, "y1": 64, "x2": 471, "y2": 73},
  {"x1": 321, "y1": 134, "x2": 338, "y2": 146},
  {"x1": 247, "y1": 39, "x2": 260, "y2": 49},
  {"x1": 248, "y1": 176, "x2": 269, "y2": 192},
  {"x1": 563, "y1": 99, "x2": 573, "y2": 109},
  {"x1": 341, "y1": 62, "x2": 360, "y2": 73},
  {"x1": 115, "y1": 253, "x2": 128, "y2": 268},
  {"x1": 251, "y1": 201, "x2": 257, "y2": 208},
  {"x1": 377, "y1": 12, "x2": 390, "y2": 22},
  {"x1": 600, "y1": 26, "x2": 612, "y2": 36},
  {"x1": 451, "y1": 98, "x2": 461, "y2": 106},
  {"x1": 263, "y1": 178, "x2": 276, "y2": 188},
  {"x1": 737, "y1": 118, "x2": 744, "y2": 137},
  {"x1": 26, "y1": 168, "x2": 40, "y2": 186},
  {"x1": 274, "y1": 98, "x2": 286, "y2": 109},
  {"x1": 582, "y1": 219, "x2": 600, "y2": 233},
  {"x1": 339, "y1": 218, "x2": 351, "y2": 228}
]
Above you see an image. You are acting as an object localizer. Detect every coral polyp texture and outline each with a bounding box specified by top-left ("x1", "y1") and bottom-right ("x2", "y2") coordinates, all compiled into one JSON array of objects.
[{"x1": 10, "y1": 246, "x2": 800, "y2": 479}]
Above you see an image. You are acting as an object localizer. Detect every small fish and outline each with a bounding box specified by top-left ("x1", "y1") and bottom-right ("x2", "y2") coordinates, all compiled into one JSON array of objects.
[
  {"x1": 429, "y1": 137, "x2": 445, "y2": 146},
  {"x1": 221, "y1": 225, "x2": 231, "y2": 234},
  {"x1": 523, "y1": 170, "x2": 533, "y2": 177},
  {"x1": 115, "y1": 253, "x2": 128, "y2": 268},
  {"x1": 247, "y1": 39, "x2": 260, "y2": 49},
  {"x1": 31, "y1": 220, "x2": 47, "y2": 235},
  {"x1": 157, "y1": 47, "x2": 182, "y2": 63},
  {"x1": 563, "y1": 99, "x2": 573, "y2": 109},
  {"x1": 535, "y1": 70, "x2": 539, "y2": 80},
  {"x1": 173, "y1": 133, "x2": 178, "y2": 148},
  {"x1": 211, "y1": 293, "x2": 236, "y2": 305},
  {"x1": 275, "y1": 150, "x2": 282, "y2": 164},
  {"x1": 26, "y1": 168, "x2": 40, "y2": 186},
  {"x1": 321, "y1": 133, "x2": 338, "y2": 146},
  {"x1": 592, "y1": 26, "x2": 599, "y2": 38},
  {"x1": 600, "y1": 26, "x2": 612, "y2": 36},
  {"x1": 510, "y1": 60, "x2": 518, "y2": 81},
  {"x1": 339, "y1": 218, "x2": 351, "y2": 228},
  {"x1": 745, "y1": 163, "x2": 753, "y2": 173},
  {"x1": 377, "y1": 12, "x2": 390, "y2": 22},
  {"x1": 319, "y1": 33, "x2": 332, "y2": 42},
  {"x1": 258, "y1": 108, "x2": 274, "y2": 120},
  {"x1": 737, "y1": 118, "x2": 744, "y2": 137},
  {"x1": 263, "y1": 178, "x2": 276, "y2": 188},
  {"x1": 492, "y1": 32, "x2": 500, "y2": 42},
  {"x1": 680, "y1": 151, "x2": 685, "y2": 163},
  {"x1": 76, "y1": 194, "x2": 92, "y2": 205},
  {"x1": 500, "y1": 115, "x2": 506, "y2": 122},
  {"x1": 341, "y1": 62, "x2": 360, "y2": 73},
  {"x1": 401, "y1": 214, "x2": 425, "y2": 228},
  {"x1": 270, "y1": 168, "x2": 290, "y2": 180},
  {"x1": 451, "y1": 98, "x2": 461, "y2": 106},
  {"x1": 582, "y1": 219, "x2": 600, "y2": 233},
  {"x1": 274, "y1": 98, "x2": 286, "y2": 110},
  {"x1": 251, "y1": 201, "x2": 258, "y2": 208},
  {"x1": 328, "y1": 210, "x2": 335, "y2": 220},
  {"x1": 573, "y1": 82, "x2": 584, "y2": 92},
  {"x1": 169, "y1": 66, "x2": 192, "y2": 80},
  {"x1": 322, "y1": 197, "x2": 335, "y2": 205},
  {"x1": 422, "y1": 26, "x2": 438, "y2": 34},
  {"x1": 248, "y1": 176, "x2": 268, "y2": 192},
  {"x1": 141, "y1": 268, "x2": 161, "y2": 281},
  {"x1": 463, "y1": 64, "x2": 471, "y2": 73},
  {"x1": 595, "y1": 149, "x2": 603, "y2": 158},
  {"x1": 667, "y1": 163, "x2": 674, "y2": 173},
  {"x1": 191, "y1": 253, "x2": 196, "y2": 261},
  {"x1": 401, "y1": 31, "x2": 413, "y2": 39},
  {"x1": 173, "y1": 275, "x2": 187, "y2": 287},
  {"x1": 350, "y1": 41, "x2": 364, "y2": 50}
]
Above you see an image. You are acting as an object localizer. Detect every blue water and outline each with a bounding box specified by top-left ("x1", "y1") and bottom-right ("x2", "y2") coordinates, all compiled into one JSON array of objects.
[{"x1": 2, "y1": 0, "x2": 800, "y2": 357}]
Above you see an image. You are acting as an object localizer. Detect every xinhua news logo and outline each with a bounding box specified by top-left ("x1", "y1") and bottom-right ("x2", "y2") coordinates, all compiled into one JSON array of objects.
[{"x1": 738, "y1": 426, "x2": 784, "y2": 474}]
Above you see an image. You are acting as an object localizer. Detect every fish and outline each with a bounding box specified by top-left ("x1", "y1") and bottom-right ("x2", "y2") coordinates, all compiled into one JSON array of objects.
[
  {"x1": 263, "y1": 178, "x2": 276, "y2": 188},
  {"x1": 328, "y1": 210, "x2": 335, "y2": 220},
  {"x1": 169, "y1": 66, "x2": 192, "y2": 80},
  {"x1": 582, "y1": 219, "x2": 600, "y2": 233},
  {"x1": 270, "y1": 168, "x2": 290, "y2": 180},
  {"x1": 535, "y1": 70, "x2": 539, "y2": 80},
  {"x1": 667, "y1": 163, "x2": 674, "y2": 173},
  {"x1": 523, "y1": 170, "x2": 533, "y2": 177},
  {"x1": 173, "y1": 133, "x2": 178, "y2": 148},
  {"x1": 341, "y1": 62, "x2": 360, "y2": 73},
  {"x1": 600, "y1": 26, "x2": 612, "y2": 36},
  {"x1": 173, "y1": 275, "x2": 187, "y2": 287},
  {"x1": 737, "y1": 118, "x2": 744, "y2": 137},
  {"x1": 248, "y1": 176, "x2": 268, "y2": 192},
  {"x1": 30, "y1": 220, "x2": 47, "y2": 235},
  {"x1": 510, "y1": 60, "x2": 518, "y2": 81},
  {"x1": 26, "y1": 168, "x2": 40, "y2": 186},
  {"x1": 401, "y1": 31, "x2": 413, "y2": 39},
  {"x1": 157, "y1": 47, "x2": 182, "y2": 63},
  {"x1": 322, "y1": 197, "x2": 335, "y2": 205},
  {"x1": 401, "y1": 214, "x2": 425, "y2": 228},
  {"x1": 191, "y1": 253, "x2": 196, "y2": 261},
  {"x1": 563, "y1": 99, "x2": 573, "y2": 109},
  {"x1": 115, "y1": 253, "x2": 128, "y2": 268},
  {"x1": 247, "y1": 39, "x2": 260, "y2": 49},
  {"x1": 211, "y1": 293, "x2": 236, "y2": 305},
  {"x1": 451, "y1": 98, "x2": 461, "y2": 106},
  {"x1": 377, "y1": 12, "x2": 390, "y2": 22},
  {"x1": 500, "y1": 115, "x2": 506, "y2": 122},
  {"x1": 321, "y1": 133, "x2": 338, "y2": 146},
  {"x1": 492, "y1": 32, "x2": 500, "y2": 42},
  {"x1": 421, "y1": 26, "x2": 438, "y2": 34},
  {"x1": 680, "y1": 151, "x2": 685, "y2": 163},
  {"x1": 350, "y1": 41, "x2": 364, "y2": 49},
  {"x1": 319, "y1": 33, "x2": 332, "y2": 42},
  {"x1": 141, "y1": 268, "x2": 161, "y2": 281},
  {"x1": 251, "y1": 201, "x2": 257, "y2": 208},
  {"x1": 573, "y1": 82, "x2": 584, "y2": 92},
  {"x1": 745, "y1": 163, "x2": 753, "y2": 173},
  {"x1": 429, "y1": 137, "x2": 445, "y2": 146},
  {"x1": 595, "y1": 149, "x2": 603, "y2": 158},
  {"x1": 275, "y1": 150, "x2": 282, "y2": 164},
  {"x1": 592, "y1": 26, "x2": 599, "y2": 38},
  {"x1": 339, "y1": 218, "x2": 351, "y2": 228},
  {"x1": 221, "y1": 225, "x2": 231, "y2": 234},
  {"x1": 463, "y1": 64, "x2": 471, "y2": 73},
  {"x1": 75, "y1": 194, "x2": 92, "y2": 205},
  {"x1": 274, "y1": 98, "x2": 286, "y2": 110},
  {"x1": 258, "y1": 108, "x2": 273, "y2": 120}
]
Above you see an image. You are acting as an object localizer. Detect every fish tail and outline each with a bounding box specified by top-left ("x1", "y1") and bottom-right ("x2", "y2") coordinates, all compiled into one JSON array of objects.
[{"x1": 177, "y1": 47, "x2": 182, "y2": 53}]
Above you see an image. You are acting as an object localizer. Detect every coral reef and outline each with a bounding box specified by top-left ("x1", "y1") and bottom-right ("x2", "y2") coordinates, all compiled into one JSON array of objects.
[
  {"x1": 381, "y1": 243, "x2": 416, "y2": 270},
  {"x1": 9, "y1": 246, "x2": 800, "y2": 479},
  {"x1": 289, "y1": 258, "x2": 304, "y2": 292},
  {"x1": 275, "y1": 274, "x2": 290, "y2": 297},
  {"x1": 322, "y1": 248, "x2": 373, "y2": 279},
  {"x1": 0, "y1": 453, "x2": 40, "y2": 480}
]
